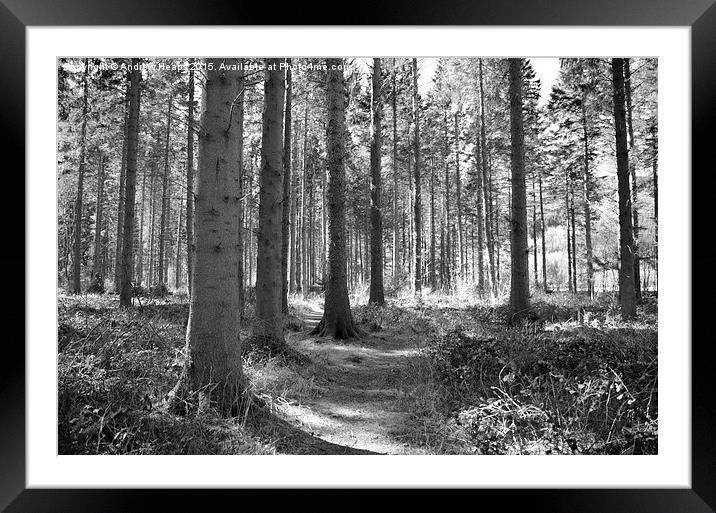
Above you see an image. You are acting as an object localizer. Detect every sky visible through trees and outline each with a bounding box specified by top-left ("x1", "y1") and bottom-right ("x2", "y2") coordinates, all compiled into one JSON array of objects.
[{"x1": 57, "y1": 57, "x2": 658, "y2": 456}]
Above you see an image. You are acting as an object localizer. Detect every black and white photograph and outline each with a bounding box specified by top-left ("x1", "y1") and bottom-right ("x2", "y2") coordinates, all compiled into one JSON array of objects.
[{"x1": 56, "y1": 56, "x2": 659, "y2": 456}]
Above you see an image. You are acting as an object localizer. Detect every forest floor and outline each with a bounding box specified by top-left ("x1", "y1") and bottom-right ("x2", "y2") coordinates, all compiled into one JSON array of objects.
[
  {"x1": 57, "y1": 288, "x2": 658, "y2": 455},
  {"x1": 269, "y1": 302, "x2": 426, "y2": 454}
]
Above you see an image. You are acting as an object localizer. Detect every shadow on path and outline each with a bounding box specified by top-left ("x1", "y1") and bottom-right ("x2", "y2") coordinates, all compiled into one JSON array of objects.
[
  {"x1": 247, "y1": 405, "x2": 379, "y2": 454},
  {"x1": 275, "y1": 303, "x2": 426, "y2": 455}
]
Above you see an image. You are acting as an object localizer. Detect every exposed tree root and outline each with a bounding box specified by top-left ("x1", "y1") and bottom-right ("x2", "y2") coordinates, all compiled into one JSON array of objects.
[{"x1": 310, "y1": 317, "x2": 365, "y2": 339}]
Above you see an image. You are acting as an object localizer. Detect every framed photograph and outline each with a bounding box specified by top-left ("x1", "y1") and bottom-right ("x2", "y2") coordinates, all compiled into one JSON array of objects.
[{"x1": 7, "y1": 0, "x2": 713, "y2": 510}]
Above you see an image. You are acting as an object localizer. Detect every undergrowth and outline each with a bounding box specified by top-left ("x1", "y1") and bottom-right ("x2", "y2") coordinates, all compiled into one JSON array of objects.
[
  {"x1": 359, "y1": 291, "x2": 658, "y2": 455},
  {"x1": 58, "y1": 293, "x2": 320, "y2": 455}
]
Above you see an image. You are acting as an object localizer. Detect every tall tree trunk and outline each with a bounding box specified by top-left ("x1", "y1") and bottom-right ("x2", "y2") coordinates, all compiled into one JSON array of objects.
[
  {"x1": 313, "y1": 58, "x2": 359, "y2": 339},
  {"x1": 443, "y1": 107, "x2": 452, "y2": 291},
  {"x1": 157, "y1": 93, "x2": 173, "y2": 289},
  {"x1": 288, "y1": 138, "x2": 297, "y2": 295},
  {"x1": 538, "y1": 168, "x2": 547, "y2": 290},
  {"x1": 369, "y1": 58, "x2": 385, "y2": 304},
  {"x1": 493, "y1": 163, "x2": 501, "y2": 288},
  {"x1": 247, "y1": 169, "x2": 254, "y2": 289},
  {"x1": 412, "y1": 58, "x2": 422, "y2": 295},
  {"x1": 650, "y1": 118, "x2": 658, "y2": 289},
  {"x1": 407, "y1": 174, "x2": 413, "y2": 283},
  {"x1": 581, "y1": 92, "x2": 595, "y2": 298},
  {"x1": 291, "y1": 115, "x2": 301, "y2": 294},
  {"x1": 531, "y1": 175, "x2": 538, "y2": 289},
  {"x1": 453, "y1": 111, "x2": 463, "y2": 282},
  {"x1": 479, "y1": 60, "x2": 497, "y2": 297},
  {"x1": 429, "y1": 156, "x2": 437, "y2": 290},
  {"x1": 474, "y1": 103, "x2": 485, "y2": 295},
  {"x1": 565, "y1": 173, "x2": 573, "y2": 293},
  {"x1": 236, "y1": 68, "x2": 245, "y2": 317},
  {"x1": 114, "y1": 89, "x2": 129, "y2": 291},
  {"x1": 611, "y1": 58, "x2": 637, "y2": 318},
  {"x1": 624, "y1": 58, "x2": 641, "y2": 301},
  {"x1": 182, "y1": 58, "x2": 243, "y2": 414},
  {"x1": 119, "y1": 59, "x2": 141, "y2": 308},
  {"x1": 163, "y1": 180, "x2": 172, "y2": 286},
  {"x1": 136, "y1": 164, "x2": 147, "y2": 284},
  {"x1": 300, "y1": 105, "x2": 308, "y2": 296},
  {"x1": 323, "y1": 165, "x2": 328, "y2": 283},
  {"x1": 391, "y1": 64, "x2": 400, "y2": 290},
  {"x1": 253, "y1": 58, "x2": 286, "y2": 349},
  {"x1": 148, "y1": 160, "x2": 157, "y2": 286},
  {"x1": 281, "y1": 60, "x2": 292, "y2": 313},
  {"x1": 72, "y1": 59, "x2": 90, "y2": 294},
  {"x1": 508, "y1": 58, "x2": 530, "y2": 322},
  {"x1": 569, "y1": 177, "x2": 577, "y2": 292},
  {"x1": 174, "y1": 197, "x2": 183, "y2": 290},
  {"x1": 92, "y1": 153, "x2": 105, "y2": 282},
  {"x1": 309, "y1": 175, "x2": 315, "y2": 286},
  {"x1": 440, "y1": 215, "x2": 445, "y2": 288},
  {"x1": 186, "y1": 67, "x2": 195, "y2": 297}
]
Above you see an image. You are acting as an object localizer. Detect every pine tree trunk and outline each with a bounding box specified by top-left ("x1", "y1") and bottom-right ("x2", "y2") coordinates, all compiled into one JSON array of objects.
[
  {"x1": 119, "y1": 59, "x2": 141, "y2": 308},
  {"x1": 148, "y1": 161, "x2": 157, "y2": 286},
  {"x1": 475, "y1": 97, "x2": 486, "y2": 294},
  {"x1": 569, "y1": 177, "x2": 577, "y2": 292},
  {"x1": 454, "y1": 112, "x2": 464, "y2": 282},
  {"x1": 538, "y1": 168, "x2": 547, "y2": 290},
  {"x1": 412, "y1": 58, "x2": 422, "y2": 295},
  {"x1": 392, "y1": 65, "x2": 399, "y2": 290},
  {"x1": 650, "y1": 119, "x2": 658, "y2": 289},
  {"x1": 300, "y1": 106, "x2": 308, "y2": 297},
  {"x1": 624, "y1": 58, "x2": 641, "y2": 301},
  {"x1": 253, "y1": 58, "x2": 286, "y2": 349},
  {"x1": 281, "y1": 60, "x2": 292, "y2": 313},
  {"x1": 289, "y1": 107, "x2": 298, "y2": 294},
  {"x1": 247, "y1": 173, "x2": 254, "y2": 289},
  {"x1": 157, "y1": 94, "x2": 173, "y2": 289},
  {"x1": 309, "y1": 177, "x2": 315, "y2": 286},
  {"x1": 136, "y1": 165, "x2": 147, "y2": 284},
  {"x1": 92, "y1": 153, "x2": 105, "y2": 282},
  {"x1": 291, "y1": 117, "x2": 301, "y2": 294},
  {"x1": 493, "y1": 167, "x2": 501, "y2": 288},
  {"x1": 72, "y1": 59, "x2": 90, "y2": 294},
  {"x1": 407, "y1": 159, "x2": 413, "y2": 284},
  {"x1": 565, "y1": 174, "x2": 573, "y2": 293},
  {"x1": 174, "y1": 197, "x2": 183, "y2": 290},
  {"x1": 531, "y1": 176, "x2": 538, "y2": 289},
  {"x1": 508, "y1": 58, "x2": 530, "y2": 322},
  {"x1": 313, "y1": 58, "x2": 359, "y2": 339},
  {"x1": 182, "y1": 58, "x2": 243, "y2": 414},
  {"x1": 233, "y1": 69, "x2": 245, "y2": 316},
  {"x1": 612, "y1": 58, "x2": 637, "y2": 318},
  {"x1": 114, "y1": 90, "x2": 129, "y2": 291},
  {"x1": 323, "y1": 166, "x2": 328, "y2": 283},
  {"x1": 443, "y1": 107, "x2": 452, "y2": 291},
  {"x1": 186, "y1": 67, "x2": 195, "y2": 297},
  {"x1": 369, "y1": 58, "x2": 385, "y2": 304},
  {"x1": 479, "y1": 60, "x2": 497, "y2": 297},
  {"x1": 163, "y1": 181, "x2": 172, "y2": 286},
  {"x1": 429, "y1": 157, "x2": 437, "y2": 290},
  {"x1": 581, "y1": 93, "x2": 595, "y2": 298}
]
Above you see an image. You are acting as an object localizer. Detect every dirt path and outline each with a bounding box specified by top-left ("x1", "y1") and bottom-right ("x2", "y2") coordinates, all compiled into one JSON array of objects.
[{"x1": 277, "y1": 304, "x2": 426, "y2": 454}]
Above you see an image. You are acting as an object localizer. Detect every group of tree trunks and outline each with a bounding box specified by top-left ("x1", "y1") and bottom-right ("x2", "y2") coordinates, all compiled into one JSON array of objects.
[{"x1": 65, "y1": 57, "x2": 649, "y2": 413}]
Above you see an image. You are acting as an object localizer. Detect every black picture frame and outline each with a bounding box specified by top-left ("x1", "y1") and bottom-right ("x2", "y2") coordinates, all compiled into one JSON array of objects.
[{"x1": 5, "y1": 1, "x2": 712, "y2": 511}]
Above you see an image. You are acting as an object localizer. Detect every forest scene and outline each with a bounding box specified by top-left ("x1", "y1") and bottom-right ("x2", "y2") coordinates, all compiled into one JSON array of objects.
[{"x1": 57, "y1": 56, "x2": 658, "y2": 456}]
